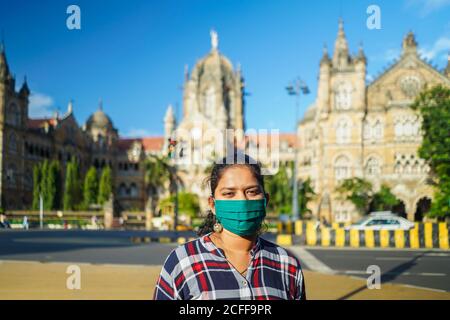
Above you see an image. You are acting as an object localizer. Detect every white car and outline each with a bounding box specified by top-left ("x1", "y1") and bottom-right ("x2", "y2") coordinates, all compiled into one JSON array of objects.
[{"x1": 345, "y1": 211, "x2": 415, "y2": 230}]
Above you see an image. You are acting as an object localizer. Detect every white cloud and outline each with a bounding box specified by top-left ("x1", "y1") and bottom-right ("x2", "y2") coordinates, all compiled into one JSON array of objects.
[
  {"x1": 28, "y1": 92, "x2": 54, "y2": 118},
  {"x1": 405, "y1": 0, "x2": 450, "y2": 16},
  {"x1": 124, "y1": 128, "x2": 158, "y2": 137},
  {"x1": 419, "y1": 36, "x2": 450, "y2": 61}
]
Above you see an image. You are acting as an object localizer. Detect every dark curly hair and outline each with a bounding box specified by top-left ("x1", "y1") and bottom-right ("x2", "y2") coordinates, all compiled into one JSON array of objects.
[{"x1": 197, "y1": 152, "x2": 267, "y2": 236}]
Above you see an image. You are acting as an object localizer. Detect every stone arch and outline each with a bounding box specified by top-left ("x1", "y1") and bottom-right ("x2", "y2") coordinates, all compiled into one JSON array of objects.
[{"x1": 414, "y1": 195, "x2": 433, "y2": 222}]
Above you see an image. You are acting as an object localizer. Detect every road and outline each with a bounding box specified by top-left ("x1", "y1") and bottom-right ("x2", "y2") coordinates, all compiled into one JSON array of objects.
[{"x1": 1, "y1": 230, "x2": 449, "y2": 292}]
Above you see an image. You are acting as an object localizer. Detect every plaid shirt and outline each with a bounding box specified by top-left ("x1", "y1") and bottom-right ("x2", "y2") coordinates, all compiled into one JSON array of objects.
[{"x1": 153, "y1": 233, "x2": 306, "y2": 300}]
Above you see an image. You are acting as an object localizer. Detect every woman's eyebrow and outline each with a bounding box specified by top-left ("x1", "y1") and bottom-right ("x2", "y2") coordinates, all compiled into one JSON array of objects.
[{"x1": 219, "y1": 185, "x2": 260, "y2": 191}]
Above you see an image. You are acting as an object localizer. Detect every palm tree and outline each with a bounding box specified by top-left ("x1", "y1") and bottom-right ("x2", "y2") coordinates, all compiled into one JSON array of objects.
[{"x1": 144, "y1": 154, "x2": 184, "y2": 217}]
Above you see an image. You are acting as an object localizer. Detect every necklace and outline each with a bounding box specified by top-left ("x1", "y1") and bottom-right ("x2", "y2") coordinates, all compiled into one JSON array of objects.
[{"x1": 211, "y1": 233, "x2": 250, "y2": 276}]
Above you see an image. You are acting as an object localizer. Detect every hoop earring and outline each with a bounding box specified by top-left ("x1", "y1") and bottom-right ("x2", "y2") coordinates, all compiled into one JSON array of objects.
[{"x1": 213, "y1": 222, "x2": 223, "y2": 233}]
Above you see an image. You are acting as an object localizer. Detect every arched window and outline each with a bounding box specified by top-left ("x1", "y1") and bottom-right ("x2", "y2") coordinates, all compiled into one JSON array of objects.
[
  {"x1": 24, "y1": 168, "x2": 33, "y2": 189},
  {"x1": 374, "y1": 120, "x2": 383, "y2": 139},
  {"x1": 8, "y1": 133, "x2": 17, "y2": 154},
  {"x1": 6, "y1": 164, "x2": 16, "y2": 186},
  {"x1": 365, "y1": 157, "x2": 381, "y2": 176},
  {"x1": 335, "y1": 83, "x2": 352, "y2": 110},
  {"x1": 7, "y1": 103, "x2": 21, "y2": 126},
  {"x1": 334, "y1": 155, "x2": 350, "y2": 182},
  {"x1": 130, "y1": 183, "x2": 138, "y2": 197},
  {"x1": 336, "y1": 119, "x2": 351, "y2": 144},
  {"x1": 118, "y1": 183, "x2": 127, "y2": 197}
]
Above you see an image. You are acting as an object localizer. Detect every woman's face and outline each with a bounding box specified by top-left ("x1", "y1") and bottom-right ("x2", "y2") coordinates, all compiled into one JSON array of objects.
[{"x1": 209, "y1": 165, "x2": 269, "y2": 213}]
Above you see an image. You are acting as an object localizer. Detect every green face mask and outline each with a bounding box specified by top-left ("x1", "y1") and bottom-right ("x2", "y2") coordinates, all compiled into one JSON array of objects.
[{"x1": 214, "y1": 198, "x2": 267, "y2": 236}]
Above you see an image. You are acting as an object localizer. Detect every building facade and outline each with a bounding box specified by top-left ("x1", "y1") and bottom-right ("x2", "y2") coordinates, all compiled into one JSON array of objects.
[{"x1": 298, "y1": 20, "x2": 450, "y2": 223}]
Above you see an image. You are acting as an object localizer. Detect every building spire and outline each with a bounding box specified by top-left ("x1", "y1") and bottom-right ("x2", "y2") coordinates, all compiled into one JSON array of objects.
[
  {"x1": 402, "y1": 30, "x2": 418, "y2": 56},
  {"x1": 320, "y1": 43, "x2": 331, "y2": 65},
  {"x1": 0, "y1": 37, "x2": 10, "y2": 81},
  {"x1": 210, "y1": 29, "x2": 219, "y2": 51},
  {"x1": 19, "y1": 75, "x2": 30, "y2": 97},
  {"x1": 68, "y1": 99, "x2": 73, "y2": 113},
  {"x1": 332, "y1": 18, "x2": 350, "y2": 67},
  {"x1": 98, "y1": 98, "x2": 103, "y2": 111}
]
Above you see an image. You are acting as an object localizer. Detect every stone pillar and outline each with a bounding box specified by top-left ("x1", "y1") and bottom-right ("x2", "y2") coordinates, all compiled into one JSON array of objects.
[{"x1": 103, "y1": 193, "x2": 115, "y2": 230}]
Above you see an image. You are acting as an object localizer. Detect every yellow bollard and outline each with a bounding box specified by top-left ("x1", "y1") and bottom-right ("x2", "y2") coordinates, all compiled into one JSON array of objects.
[
  {"x1": 335, "y1": 228, "x2": 345, "y2": 247},
  {"x1": 394, "y1": 230, "x2": 405, "y2": 249},
  {"x1": 380, "y1": 230, "x2": 389, "y2": 248},
  {"x1": 365, "y1": 229, "x2": 374, "y2": 248},
  {"x1": 321, "y1": 228, "x2": 330, "y2": 247},
  {"x1": 438, "y1": 223, "x2": 449, "y2": 250},
  {"x1": 277, "y1": 221, "x2": 283, "y2": 234},
  {"x1": 295, "y1": 220, "x2": 303, "y2": 235},
  {"x1": 277, "y1": 234, "x2": 293, "y2": 246},
  {"x1": 306, "y1": 225, "x2": 317, "y2": 246},
  {"x1": 350, "y1": 229, "x2": 359, "y2": 248},
  {"x1": 286, "y1": 221, "x2": 293, "y2": 234},
  {"x1": 424, "y1": 222, "x2": 433, "y2": 248},
  {"x1": 410, "y1": 227, "x2": 419, "y2": 249}
]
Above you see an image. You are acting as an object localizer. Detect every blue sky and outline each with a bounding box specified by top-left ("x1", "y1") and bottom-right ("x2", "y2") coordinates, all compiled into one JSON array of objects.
[{"x1": 1, "y1": 0, "x2": 449, "y2": 137}]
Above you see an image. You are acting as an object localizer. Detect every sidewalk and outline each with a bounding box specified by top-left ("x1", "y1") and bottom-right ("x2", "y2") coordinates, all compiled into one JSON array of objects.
[{"x1": 0, "y1": 260, "x2": 448, "y2": 300}]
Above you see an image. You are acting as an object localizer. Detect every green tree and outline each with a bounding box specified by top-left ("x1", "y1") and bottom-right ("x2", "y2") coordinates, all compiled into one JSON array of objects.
[
  {"x1": 336, "y1": 178, "x2": 373, "y2": 215},
  {"x1": 45, "y1": 160, "x2": 61, "y2": 210},
  {"x1": 298, "y1": 178, "x2": 316, "y2": 216},
  {"x1": 265, "y1": 163, "x2": 292, "y2": 215},
  {"x1": 98, "y1": 166, "x2": 113, "y2": 205},
  {"x1": 144, "y1": 155, "x2": 182, "y2": 215},
  {"x1": 40, "y1": 160, "x2": 49, "y2": 209},
  {"x1": 369, "y1": 184, "x2": 401, "y2": 212},
  {"x1": 32, "y1": 163, "x2": 42, "y2": 210},
  {"x1": 83, "y1": 166, "x2": 99, "y2": 209},
  {"x1": 160, "y1": 192, "x2": 200, "y2": 218},
  {"x1": 336, "y1": 178, "x2": 401, "y2": 215},
  {"x1": 411, "y1": 85, "x2": 450, "y2": 219},
  {"x1": 63, "y1": 159, "x2": 81, "y2": 210}
]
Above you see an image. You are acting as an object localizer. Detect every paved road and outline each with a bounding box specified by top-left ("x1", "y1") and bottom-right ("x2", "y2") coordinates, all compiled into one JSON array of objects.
[
  {"x1": 1, "y1": 230, "x2": 449, "y2": 292},
  {"x1": 303, "y1": 247, "x2": 450, "y2": 292}
]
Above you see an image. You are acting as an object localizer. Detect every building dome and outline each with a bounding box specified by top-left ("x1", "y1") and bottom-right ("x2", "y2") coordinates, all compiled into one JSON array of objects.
[
  {"x1": 190, "y1": 30, "x2": 237, "y2": 88},
  {"x1": 86, "y1": 104, "x2": 113, "y2": 130}
]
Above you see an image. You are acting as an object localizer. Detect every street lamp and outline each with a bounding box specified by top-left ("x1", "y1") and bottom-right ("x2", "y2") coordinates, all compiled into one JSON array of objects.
[{"x1": 286, "y1": 78, "x2": 309, "y2": 221}]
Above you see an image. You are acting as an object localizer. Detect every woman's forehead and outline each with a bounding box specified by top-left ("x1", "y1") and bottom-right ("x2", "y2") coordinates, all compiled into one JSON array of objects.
[{"x1": 218, "y1": 166, "x2": 259, "y2": 187}]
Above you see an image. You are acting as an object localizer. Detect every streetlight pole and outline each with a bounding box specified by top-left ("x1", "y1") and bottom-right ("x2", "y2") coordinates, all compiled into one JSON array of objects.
[
  {"x1": 168, "y1": 138, "x2": 178, "y2": 231},
  {"x1": 286, "y1": 78, "x2": 309, "y2": 221}
]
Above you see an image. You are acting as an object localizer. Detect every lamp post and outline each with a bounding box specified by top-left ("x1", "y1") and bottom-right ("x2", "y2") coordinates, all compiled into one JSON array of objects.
[
  {"x1": 286, "y1": 78, "x2": 309, "y2": 221},
  {"x1": 168, "y1": 138, "x2": 178, "y2": 231}
]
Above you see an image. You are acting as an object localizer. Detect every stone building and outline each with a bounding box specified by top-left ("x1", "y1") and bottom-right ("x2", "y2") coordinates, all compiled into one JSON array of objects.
[{"x1": 297, "y1": 20, "x2": 450, "y2": 223}]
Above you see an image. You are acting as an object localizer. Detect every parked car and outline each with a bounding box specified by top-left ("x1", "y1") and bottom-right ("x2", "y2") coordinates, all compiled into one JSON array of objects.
[{"x1": 345, "y1": 211, "x2": 415, "y2": 230}]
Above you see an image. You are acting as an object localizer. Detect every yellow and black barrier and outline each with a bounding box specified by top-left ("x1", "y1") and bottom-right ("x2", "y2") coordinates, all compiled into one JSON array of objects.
[
  {"x1": 276, "y1": 220, "x2": 351, "y2": 235},
  {"x1": 276, "y1": 222, "x2": 449, "y2": 249}
]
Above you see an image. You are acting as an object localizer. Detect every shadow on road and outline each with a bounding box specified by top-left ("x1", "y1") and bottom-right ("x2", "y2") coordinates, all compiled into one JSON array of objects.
[{"x1": 336, "y1": 251, "x2": 430, "y2": 300}]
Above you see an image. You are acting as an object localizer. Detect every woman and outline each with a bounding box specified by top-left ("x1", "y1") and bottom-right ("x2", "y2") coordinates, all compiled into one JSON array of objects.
[{"x1": 154, "y1": 153, "x2": 306, "y2": 300}]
